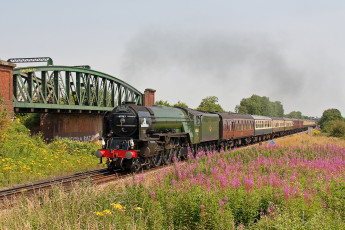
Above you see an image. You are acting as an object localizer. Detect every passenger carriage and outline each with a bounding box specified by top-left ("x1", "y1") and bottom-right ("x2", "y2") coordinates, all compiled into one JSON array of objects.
[
  {"x1": 216, "y1": 113, "x2": 254, "y2": 149},
  {"x1": 271, "y1": 117, "x2": 285, "y2": 138},
  {"x1": 252, "y1": 115, "x2": 273, "y2": 142}
]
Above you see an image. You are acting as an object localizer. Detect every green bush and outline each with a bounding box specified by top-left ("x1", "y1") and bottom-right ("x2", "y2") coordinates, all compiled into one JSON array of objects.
[
  {"x1": 319, "y1": 108, "x2": 344, "y2": 132},
  {"x1": 329, "y1": 120, "x2": 345, "y2": 137},
  {"x1": 0, "y1": 95, "x2": 10, "y2": 132},
  {"x1": 15, "y1": 113, "x2": 41, "y2": 130}
]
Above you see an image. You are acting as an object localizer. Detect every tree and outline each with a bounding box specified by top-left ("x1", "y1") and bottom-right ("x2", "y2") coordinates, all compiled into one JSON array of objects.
[
  {"x1": 285, "y1": 111, "x2": 303, "y2": 119},
  {"x1": 154, "y1": 100, "x2": 171, "y2": 107},
  {"x1": 173, "y1": 100, "x2": 188, "y2": 108},
  {"x1": 271, "y1": 101, "x2": 284, "y2": 117},
  {"x1": 236, "y1": 94, "x2": 284, "y2": 116},
  {"x1": 197, "y1": 96, "x2": 225, "y2": 112},
  {"x1": 319, "y1": 108, "x2": 344, "y2": 132}
]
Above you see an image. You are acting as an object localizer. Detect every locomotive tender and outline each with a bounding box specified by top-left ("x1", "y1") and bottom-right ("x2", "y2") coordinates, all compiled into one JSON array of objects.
[{"x1": 95, "y1": 102, "x2": 317, "y2": 172}]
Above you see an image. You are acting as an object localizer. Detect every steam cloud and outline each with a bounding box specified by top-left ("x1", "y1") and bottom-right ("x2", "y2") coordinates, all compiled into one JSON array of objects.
[{"x1": 119, "y1": 30, "x2": 335, "y2": 116}]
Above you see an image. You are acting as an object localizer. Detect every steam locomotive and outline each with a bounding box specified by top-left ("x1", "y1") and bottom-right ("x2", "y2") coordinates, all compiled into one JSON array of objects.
[{"x1": 95, "y1": 102, "x2": 317, "y2": 172}]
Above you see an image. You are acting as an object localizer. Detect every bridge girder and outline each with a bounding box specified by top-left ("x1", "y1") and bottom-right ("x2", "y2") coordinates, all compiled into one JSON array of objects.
[{"x1": 13, "y1": 66, "x2": 143, "y2": 113}]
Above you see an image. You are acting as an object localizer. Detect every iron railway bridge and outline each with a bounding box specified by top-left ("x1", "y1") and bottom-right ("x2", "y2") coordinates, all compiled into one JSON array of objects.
[{"x1": 8, "y1": 57, "x2": 143, "y2": 113}]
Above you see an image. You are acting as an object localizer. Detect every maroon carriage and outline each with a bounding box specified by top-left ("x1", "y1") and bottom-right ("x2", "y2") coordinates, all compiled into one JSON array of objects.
[{"x1": 216, "y1": 113, "x2": 254, "y2": 149}]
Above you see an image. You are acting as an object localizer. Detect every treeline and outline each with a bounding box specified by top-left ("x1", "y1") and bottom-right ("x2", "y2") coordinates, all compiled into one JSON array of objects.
[
  {"x1": 156, "y1": 94, "x2": 314, "y2": 119},
  {"x1": 235, "y1": 95, "x2": 284, "y2": 117},
  {"x1": 235, "y1": 95, "x2": 316, "y2": 119}
]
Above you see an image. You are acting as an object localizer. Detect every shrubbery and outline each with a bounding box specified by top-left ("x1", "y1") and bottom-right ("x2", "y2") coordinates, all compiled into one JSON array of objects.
[
  {"x1": 319, "y1": 108, "x2": 344, "y2": 133},
  {"x1": 330, "y1": 120, "x2": 345, "y2": 137},
  {"x1": 16, "y1": 113, "x2": 41, "y2": 130},
  {"x1": 0, "y1": 95, "x2": 10, "y2": 133}
]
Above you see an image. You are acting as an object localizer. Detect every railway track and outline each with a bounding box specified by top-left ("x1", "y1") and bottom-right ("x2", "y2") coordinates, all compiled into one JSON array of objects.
[{"x1": 0, "y1": 168, "x2": 132, "y2": 207}]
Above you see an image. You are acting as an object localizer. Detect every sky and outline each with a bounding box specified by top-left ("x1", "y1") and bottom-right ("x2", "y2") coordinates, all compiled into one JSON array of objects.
[{"x1": 1, "y1": 0, "x2": 345, "y2": 117}]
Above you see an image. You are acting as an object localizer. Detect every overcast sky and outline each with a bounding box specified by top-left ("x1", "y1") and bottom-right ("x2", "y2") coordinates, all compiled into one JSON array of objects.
[{"x1": 1, "y1": 0, "x2": 345, "y2": 117}]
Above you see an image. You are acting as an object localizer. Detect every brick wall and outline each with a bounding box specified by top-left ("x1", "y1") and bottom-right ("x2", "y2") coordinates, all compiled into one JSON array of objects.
[
  {"x1": 0, "y1": 60, "x2": 16, "y2": 117},
  {"x1": 40, "y1": 113, "x2": 103, "y2": 142}
]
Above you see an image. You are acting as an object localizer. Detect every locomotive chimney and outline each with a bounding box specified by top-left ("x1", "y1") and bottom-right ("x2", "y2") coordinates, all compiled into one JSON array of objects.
[{"x1": 144, "y1": 88, "x2": 156, "y2": 106}]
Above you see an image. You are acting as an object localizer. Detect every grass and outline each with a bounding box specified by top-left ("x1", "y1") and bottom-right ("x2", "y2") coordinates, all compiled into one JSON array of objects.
[
  {"x1": 1, "y1": 133, "x2": 345, "y2": 229},
  {"x1": 275, "y1": 132, "x2": 345, "y2": 148},
  {"x1": 0, "y1": 118, "x2": 104, "y2": 188}
]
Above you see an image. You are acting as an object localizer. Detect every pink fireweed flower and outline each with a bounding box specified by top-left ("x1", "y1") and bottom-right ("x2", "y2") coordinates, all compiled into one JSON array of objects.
[
  {"x1": 150, "y1": 191, "x2": 156, "y2": 202},
  {"x1": 267, "y1": 203, "x2": 276, "y2": 216},
  {"x1": 303, "y1": 189, "x2": 313, "y2": 204},
  {"x1": 275, "y1": 193, "x2": 280, "y2": 201},
  {"x1": 230, "y1": 178, "x2": 241, "y2": 188},
  {"x1": 206, "y1": 178, "x2": 211, "y2": 191},
  {"x1": 218, "y1": 175, "x2": 228, "y2": 189},
  {"x1": 133, "y1": 174, "x2": 145, "y2": 184},
  {"x1": 243, "y1": 175, "x2": 254, "y2": 191},
  {"x1": 200, "y1": 204, "x2": 205, "y2": 213},
  {"x1": 256, "y1": 175, "x2": 263, "y2": 189},
  {"x1": 219, "y1": 199, "x2": 224, "y2": 207},
  {"x1": 283, "y1": 186, "x2": 290, "y2": 200},
  {"x1": 187, "y1": 151, "x2": 194, "y2": 159}
]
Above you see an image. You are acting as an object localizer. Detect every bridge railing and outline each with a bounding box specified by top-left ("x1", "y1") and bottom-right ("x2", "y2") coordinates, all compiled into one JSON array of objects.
[{"x1": 12, "y1": 66, "x2": 143, "y2": 113}]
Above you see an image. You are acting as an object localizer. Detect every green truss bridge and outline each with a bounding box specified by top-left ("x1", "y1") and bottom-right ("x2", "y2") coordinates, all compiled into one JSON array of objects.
[{"x1": 9, "y1": 57, "x2": 143, "y2": 113}]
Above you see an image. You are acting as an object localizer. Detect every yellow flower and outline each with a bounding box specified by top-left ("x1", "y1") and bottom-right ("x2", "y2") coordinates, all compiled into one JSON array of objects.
[
  {"x1": 134, "y1": 207, "x2": 143, "y2": 211},
  {"x1": 94, "y1": 209, "x2": 112, "y2": 216},
  {"x1": 103, "y1": 209, "x2": 112, "y2": 215},
  {"x1": 94, "y1": 211, "x2": 104, "y2": 216},
  {"x1": 111, "y1": 203, "x2": 126, "y2": 210}
]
